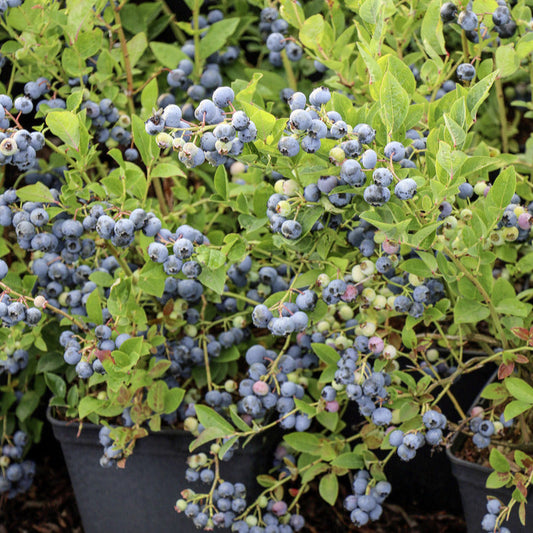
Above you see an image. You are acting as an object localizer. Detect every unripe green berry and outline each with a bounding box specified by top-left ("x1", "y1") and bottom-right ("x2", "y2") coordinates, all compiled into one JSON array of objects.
[
  {"x1": 0, "y1": 138, "x2": 17, "y2": 156},
  {"x1": 473, "y1": 181, "x2": 487, "y2": 196},
  {"x1": 329, "y1": 146, "x2": 345, "y2": 164},
  {"x1": 283, "y1": 179, "x2": 299, "y2": 196},
  {"x1": 338, "y1": 305, "x2": 354, "y2": 321},
  {"x1": 503, "y1": 226, "x2": 519, "y2": 242},
  {"x1": 317, "y1": 273, "x2": 330, "y2": 287},
  {"x1": 156, "y1": 132, "x2": 173, "y2": 149}
]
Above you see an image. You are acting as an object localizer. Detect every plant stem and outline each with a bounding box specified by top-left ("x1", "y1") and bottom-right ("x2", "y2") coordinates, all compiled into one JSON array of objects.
[
  {"x1": 442, "y1": 245, "x2": 508, "y2": 350},
  {"x1": 281, "y1": 49, "x2": 298, "y2": 91},
  {"x1": 105, "y1": 242, "x2": 133, "y2": 276},
  {"x1": 494, "y1": 74, "x2": 509, "y2": 153},
  {"x1": 113, "y1": 3, "x2": 136, "y2": 118}
]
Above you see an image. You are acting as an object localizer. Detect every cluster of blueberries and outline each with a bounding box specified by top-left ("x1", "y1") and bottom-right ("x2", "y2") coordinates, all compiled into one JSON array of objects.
[
  {"x1": 440, "y1": 1, "x2": 517, "y2": 42},
  {"x1": 388, "y1": 410, "x2": 448, "y2": 461},
  {"x1": 470, "y1": 413, "x2": 514, "y2": 450},
  {"x1": 147, "y1": 224, "x2": 209, "y2": 303},
  {"x1": 0, "y1": 430, "x2": 36, "y2": 499},
  {"x1": 261, "y1": 7, "x2": 305, "y2": 67},
  {"x1": 481, "y1": 499, "x2": 511, "y2": 533},
  {"x1": 0, "y1": 91, "x2": 46, "y2": 171},
  {"x1": 176, "y1": 468, "x2": 306, "y2": 532},
  {"x1": 0, "y1": 348, "x2": 29, "y2": 376},
  {"x1": 165, "y1": 9, "x2": 239, "y2": 102},
  {"x1": 145, "y1": 86, "x2": 257, "y2": 168},
  {"x1": 344, "y1": 471, "x2": 392, "y2": 527}
]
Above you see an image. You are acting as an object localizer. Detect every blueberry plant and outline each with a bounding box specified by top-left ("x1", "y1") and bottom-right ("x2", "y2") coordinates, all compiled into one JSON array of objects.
[{"x1": 1, "y1": 0, "x2": 533, "y2": 532}]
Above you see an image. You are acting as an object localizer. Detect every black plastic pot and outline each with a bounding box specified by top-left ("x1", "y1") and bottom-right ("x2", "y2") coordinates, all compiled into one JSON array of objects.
[
  {"x1": 446, "y1": 372, "x2": 533, "y2": 532},
  {"x1": 447, "y1": 433, "x2": 533, "y2": 532},
  {"x1": 384, "y1": 354, "x2": 497, "y2": 513},
  {"x1": 47, "y1": 408, "x2": 275, "y2": 533}
]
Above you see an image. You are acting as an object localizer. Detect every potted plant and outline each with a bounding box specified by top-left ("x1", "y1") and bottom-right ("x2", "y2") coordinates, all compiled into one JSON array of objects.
[{"x1": 1, "y1": 1, "x2": 533, "y2": 533}]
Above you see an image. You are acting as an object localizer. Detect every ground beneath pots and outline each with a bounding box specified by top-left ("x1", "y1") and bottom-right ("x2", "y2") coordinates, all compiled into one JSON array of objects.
[{"x1": 1, "y1": 454, "x2": 467, "y2": 533}]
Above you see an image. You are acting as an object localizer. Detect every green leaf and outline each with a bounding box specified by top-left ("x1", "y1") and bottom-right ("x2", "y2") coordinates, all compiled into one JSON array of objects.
[
  {"x1": 504, "y1": 400, "x2": 532, "y2": 421},
  {"x1": 486, "y1": 470, "x2": 511, "y2": 489},
  {"x1": 420, "y1": 0, "x2": 446, "y2": 61},
  {"x1": 150, "y1": 41, "x2": 187, "y2": 69},
  {"x1": 299, "y1": 14, "x2": 324, "y2": 50},
  {"x1": 85, "y1": 288, "x2": 103, "y2": 325},
  {"x1": 379, "y1": 70, "x2": 409, "y2": 133},
  {"x1": 331, "y1": 452, "x2": 364, "y2": 469},
  {"x1": 190, "y1": 426, "x2": 224, "y2": 451},
  {"x1": 196, "y1": 246, "x2": 226, "y2": 270},
  {"x1": 453, "y1": 298, "x2": 489, "y2": 324},
  {"x1": 16, "y1": 391, "x2": 40, "y2": 421},
  {"x1": 78, "y1": 396, "x2": 101, "y2": 419},
  {"x1": 312, "y1": 343, "x2": 340, "y2": 366},
  {"x1": 489, "y1": 448, "x2": 510, "y2": 473},
  {"x1": 147, "y1": 380, "x2": 167, "y2": 412},
  {"x1": 481, "y1": 383, "x2": 509, "y2": 400},
  {"x1": 399, "y1": 259, "x2": 432, "y2": 278},
  {"x1": 198, "y1": 265, "x2": 226, "y2": 295},
  {"x1": 505, "y1": 377, "x2": 533, "y2": 404},
  {"x1": 195, "y1": 404, "x2": 234, "y2": 435},
  {"x1": 214, "y1": 164, "x2": 228, "y2": 200},
  {"x1": 46, "y1": 111, "x2": 80, "y2": 150},
  {"x1": 496, "y1": 45, "x2": 520, "y2": 78},
  {"x1": 127, "y1": 32, "x2": 148, "y2": 68},
  {"x1": 151, "y1": 162, "x2": 186, "y2": 178},
  {"x1": 283, "y1": 432, "x2": 322, "y2": 454},
  {"x1": 495, "y1": 299, "x2": 531, "y2": 317},
  {"x1": 486, "y1": 166, "x2": 516, "y2": 211},
  {"x1": 444, "y1": 114, "x2": 466, "y2": 148},
  {"x1": 279, "y1": 0, "x2": 305, "y2": 27},
  {"x1": 45, "y1": 373, "x2": 66, "y2": 399},
  {"x1": 16, "y1": 182, "x2": 57, "y2": 203},
  {"x1": 319, "y1": 473, "x2": 338, "y2": 506},
  {"x1": 141, "y1": 77, "x2": 159, "y2": 118},
  {"x1": 198, "y1": 18, "x2": 240, "y2": 59},
  {"x1": 132, "y1": 114, "x2": 160, "y2": 167},
  {"x1": 138, "y1": 261, "x2": 166, "y2": 298},
  {"x1": 164, "y1": 387, "x2": 185, "y2": 414},
  {"x1": 466, "y1": 71, "x2": 499, "y2": 120}
]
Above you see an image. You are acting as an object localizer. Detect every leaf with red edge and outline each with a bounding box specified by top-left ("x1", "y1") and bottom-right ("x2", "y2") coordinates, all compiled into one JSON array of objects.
[
  {"x1": 512, "y1": 327, "x2": 530, "y2": 341},
  {"x1": 95, "y1": 349, "x2": 115, "y2": 364},
  {"x1": 515, "y1": 354, "x2": 529, "y2": 364},
  {"x1": 516, "y1": 479, "x2": 528, "y2": 498},
  {"x1": 498, "y1": 362, "x2": 514, "y2": 380}
]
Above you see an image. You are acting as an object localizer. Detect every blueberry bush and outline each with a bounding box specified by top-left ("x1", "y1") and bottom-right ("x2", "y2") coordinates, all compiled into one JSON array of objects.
[{"x1": 1, "y1": 0, "x2": 533, "y2": 532}]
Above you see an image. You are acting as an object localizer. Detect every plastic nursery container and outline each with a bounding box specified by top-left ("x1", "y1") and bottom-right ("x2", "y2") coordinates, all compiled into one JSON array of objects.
[
  {"x1": 446, "y1": 371, "x2": 533, "y2": 532},
  {"x1": 47, "y1": 408, "x2": 275, "y2": 533},
  {"x1": 383, "y1": 352, "x2": 497, "y2": 514}
]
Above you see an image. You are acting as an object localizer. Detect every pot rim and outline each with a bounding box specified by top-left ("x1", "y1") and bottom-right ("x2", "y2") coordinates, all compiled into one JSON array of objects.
[{"x1": 46, "y1": 404, "x2": 194, "y2": 438}]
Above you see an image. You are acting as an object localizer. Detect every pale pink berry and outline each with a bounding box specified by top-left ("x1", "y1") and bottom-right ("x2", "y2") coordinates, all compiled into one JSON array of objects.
[
  {"x1": 368, "y1": 336, "x2": 384, "y2": 354},
  {"x1": 518, "y1": 213, "x2": 532, "y2": 230},
  {"x1": 382, "y1": 239, "x2": 400, "y2": 254},
  {"x1": 326, "y1": 400, "x2": 340, "y2": 412},
  {"x1": 252, "y1": 380, "x2": 270, "y2": 396},
  {"x1": 341, "y1": 284, "x2": 358, "y2": 302}
]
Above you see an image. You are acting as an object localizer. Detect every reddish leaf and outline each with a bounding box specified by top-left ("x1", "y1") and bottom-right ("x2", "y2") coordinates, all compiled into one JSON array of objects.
[
  {"x1": 94, "y1": 349, "x2": 114, "y2": 364},
  {"x1": 512, "y1": 327, "x2": 530, "y2": 341},
  {"x1": 498, "y1": 363, "x2": 514, "y2": 380},
  {"x1": 517, "y1": 479, "x2": 528, "y2": 498},
  {"x1": 515, "y1": 353, "x2": 529, "y2": 364}
]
